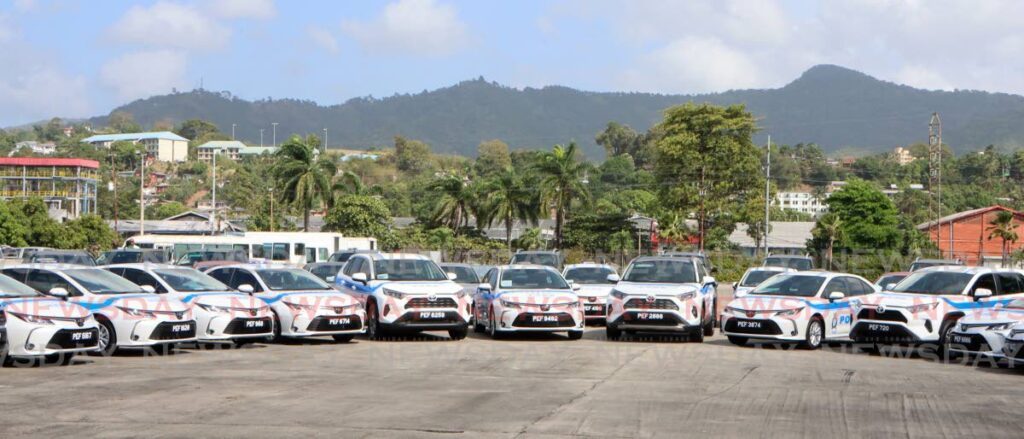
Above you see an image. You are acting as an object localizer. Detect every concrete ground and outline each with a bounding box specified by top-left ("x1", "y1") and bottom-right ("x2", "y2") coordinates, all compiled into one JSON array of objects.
[{"x1": 2, "y1": 296, "x2": 1023, "y2": 438}]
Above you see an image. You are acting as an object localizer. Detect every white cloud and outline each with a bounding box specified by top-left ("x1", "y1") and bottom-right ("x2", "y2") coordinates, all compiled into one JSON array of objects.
[
  {"x1": 100, "y1": 50, "x2": 188, "y2": 102},
  {"x1": 341, "y1": 0, "x2": 469, "y2": 57},
  {"x1": 13, "y1": 0, "x2": 36, "y2": 12},
  {"x1": 0, "y1": 22, "x2": 90, "y2": 124},
  {"x1": 107, "y1": 1, "x2": 230, "y2": 52},
  {"x1": 307, "y1": 25, "x2": 339, "y2": 54},
  {"x1": 207, "y1": 0, "x2": 276, "y2": 20},
  {"x1": 622, "y1": 37, "x2": 762, "y2": 94}
]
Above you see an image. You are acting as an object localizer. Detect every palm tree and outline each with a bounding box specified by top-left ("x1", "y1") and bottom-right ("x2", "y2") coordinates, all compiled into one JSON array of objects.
[
  {"x1": 428, "y1": 175, "x2": 476, "y2": 232},
  {"x1": 484, "y1": 168, "x2": 539, "y2": 252},
  {"x1": 535, "y1": 142, "x2": 590, "y2": 249},
  {"x1": 659, "y1": 213, "x2": 690, "y2": 249},
  {"x1": 987, "y1": 210, "x2": 1019, "y2": 267},
  {"x1": 608, "y1": 230, "x2": 633, "y2": 267},
  {"x1": 516, "y1": 227, "x2": 543, "y2": 250},
  {"x1": 272, "y1": 135, "x2": 337, "y2": 232},
  {"x1": 332, "y1": 170, "x2": 365, "y2": 196},
  {"x1": 814, "y1": 213, "x2": 843, "y2": 270}
]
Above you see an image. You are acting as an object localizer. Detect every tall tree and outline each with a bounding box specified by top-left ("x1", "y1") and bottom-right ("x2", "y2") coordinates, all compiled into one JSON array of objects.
[
  {"x1": 394, "y1": 136, "x2": 432, "y2": 174},
  {"x1": 823, "y1": 179, "x2": 901, "y2": 250},
  {"x1": 986, "y1": 210, "x2": 1019, "y2": 268},
  {"x1": 812, "y1": 213, "x2": 843, "y2": 270},
  {"x1": 427, "y1": 175, "x2": 476, "y2": 232},
  {"x1": 484, "y1": 168, "x2": 538, "y2": 252},
  {"x1": 535, "y1": 142, "x2": 590, "y2": 249},
  {"x1": 655, "y1": 103, "x2": 761, "y2": 251},
  {"x1": 272, "y1": 135, "x2": 337, "y2": 231},
  {"x1": 475, "y1": 139, "x2": 511, "y2": 176}
]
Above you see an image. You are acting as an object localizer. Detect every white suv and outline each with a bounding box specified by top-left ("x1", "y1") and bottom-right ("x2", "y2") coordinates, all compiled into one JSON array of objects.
[
  {"x1": 336, "y1": 253, "x2": 471, "y2": 340},
  {"x1": 606, "y1": 257, "x2": 717, "y2": 341},
  {"x1": 562, "y1": 263, "x2": 618, "y2": 323}
]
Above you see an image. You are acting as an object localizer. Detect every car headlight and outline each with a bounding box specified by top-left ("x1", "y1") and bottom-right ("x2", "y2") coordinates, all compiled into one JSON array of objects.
[
  {"x1": 987, "y1": 322, "x2": 1014, "y2": 331},
  {"x1": 383, "y1": 289, "x2": 407, "y2": 299},
  {"x1": 196, "y1": 303, "x2": 232, "y2": 313},
  {"x1": 500, "y1": 299, "x2": 522, "y2": 309},
  {"x1": 116, "y1": 306, "x2": 156, "y2": 318},
  {"x1": 775, "y1": 307, "x2": 804, "y2": 317},
  {"x1": 677, "y1": 291, "x2": 697, "y2": 301},
  {"x1": 9, "y1": 311, "x2": 53, "y2": 325},
  {"x1": 558, "y1": 301, "x2": 579, "y2": 308},
  {"x1": 610, "y1": 290, "x2": 627, "y2": 300},
  {"x1": 905, "y1": 302, "x2": 939, "y2": 314},
  {"x1": 284, "y1": 302, "x2": 318, "y2": 311}
]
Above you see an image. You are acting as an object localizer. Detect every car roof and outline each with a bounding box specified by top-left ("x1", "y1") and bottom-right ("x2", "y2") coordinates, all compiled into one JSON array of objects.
[
  {"x1": 747, "y1": 266, "x2": 793, "y2": 273},
  {"x1": 879, "y1": 271, "x2": 911, "y2": 276},
  {"x1": 439, "y1": 262, "x2": 473, "y2": 268},
  {"x1": 361, "y1": 252, "x2": 431, "y2": 261},
  {"x1": 33, "y1": 250, "x2": 89, "y2": 255},
  {"x1": 497, "y1": 264, "x2": 561, "y2": 271},
  {"x1": 207, "y1": 263, "x2": 297, "y2": 271},
  {"x1": 307, "y1": 262, "x2": 345, "y2": 267},
  {"x1": 104, "y1": 263, "x2": 184, "y2": 270},
  {"x1": 3, "y1": 263, "x2": 100, "y2": 272},
  {"x1": 766, "y1": 255, "x2": 812, "y2": 260},
  {"x1": 916, "y1": 265, "x2": 999, "y2": 274},
  {"x1": 631, "y1": 256, "x2": 696, "y2": 264},
  {"x1": 564, "y1": 263, "x2": 614, "y2": 269}
]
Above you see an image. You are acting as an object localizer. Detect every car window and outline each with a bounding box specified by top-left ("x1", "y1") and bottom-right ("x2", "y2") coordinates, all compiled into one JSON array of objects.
[
  {"x1": 823, "y1": 278, "x2": 848, "y2": 297},
  {"x1": 234, "y1": 270, "x2": 263, "y2": 292},
  {"x1": 207, "y1": 268, "x2": 234, "y2": 286},
  {"x1": 563, "y1": 267, "x2": 615, "y2": 284},
  {"x1": 120, "y1": 268, "x2": 166, "y2": 293},
  {"x1": 696, "y1": 262, "x2": 708, "y2": 280},
  {"x1": 372, "y1": 259, "x2": 447, "y2": 281},
  {"x1": 996, "y1": 272, "x2": 1024, "y2": 295},
  {"x1": 971, "y1": 274, "x2": 998, "y2": 296},
  {"x1": 486, "y1": 269, "x2": 497, "y2": 290},
  {"x1": 853, "y1": 278, "x2": 875, "y2": 296},
  {"x1": 443, "y1": 266, "x2": 480, "y2": 283},
  {"x1": 64, "y1": 269, "x2": 147, "y2": 295},
  {"x1": 0, "y1": 273, "x2": 42, "y2": 298},
  {"x1": 622, "y1": 260, "x2": 697, "y2": 284},
  {"x1": 892, "y1": 272, "x2": 974, "y2": 295},
  {"x1": 740, "y1": 270, "x2": 779, "y2": 287},
  {"x1": 153, "y1": 268, "x2": 229, "y2": 293},
  {"x1": 25, "y1": 270, "x2": 81, "y2": 297},
  {"x1": 752, "y1": 274, "x2": 825, "y2": 298},
  {"x1": 498, "y1": 268, "x2": 569, "y2": 290},
  {"x1": 111, "y1": 252, "x2": 142, "y2": 264}
]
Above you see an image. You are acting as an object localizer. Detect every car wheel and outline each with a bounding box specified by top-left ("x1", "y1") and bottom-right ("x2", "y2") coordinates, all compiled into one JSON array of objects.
[
  {"x1": 702, "y1": 307, "x2": 714, "y2": 337},
  {"x1": 567, "y1": 331, "x2": 583, "y2": 340},
  {"x1": 727, "y1": 336, "x2": 747, "y2": 346},
  {"x1": 366, "y1": 301, "x2": 381, "y2": 340},
  {"x1": 938, "y1": 319, "x2": 959, "y2": 359},
  {"x1": 152, "y1": 343, "x2": 175, "y2": 356},
  {"x1": 448, "y1": 325, "x2": 469, "y2": 340},
  {"x1": 488, "y1": 308, "x2": 502, "y2": 340},
  {"x1": 96, "y1": 317, "x2": 117, "y2": 356},
  {"x1": 271, "y1": 313, "x2": 284, "y2": 342},
  {"x1": 606, "y1": 325, "x2": 622, "y2": 340},
  {"x1": 332, "y1": 334, "x2": 355, "y2": 343},
  {"x1": 800, "y1": 317, "x2": 824, "y2": 350},
  {"x1": 232, "y1": 338, "x2": 256, "y2": 348},
  {"x1": 691, "y1": 327, "x2": 704, "y2": 343},
  {"x1": 473, "y1": 319, "x2": 485, "y2": 333}
]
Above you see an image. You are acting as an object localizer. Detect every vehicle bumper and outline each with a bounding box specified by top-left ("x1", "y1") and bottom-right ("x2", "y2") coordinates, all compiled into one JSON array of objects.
[
  {"x1": 1001, "y1": 338, "x2": 1024, "y2": 364},
  {"x1": 719, "y1": 313, "x2": 804, "y2": 342},
  {"x1": 494, "y1": 308, "x2": 584, "y2": 333},
  {"x1": 849, "y1": 320, "x2": 931, "y2": 344},
  {"x1": 607, "y1": 310, "x2": 700, "y2": 334},
  {"x1": 114, "y1": 317, "x2": 199, "y2": 347},
  {"x1": 196, "y1": 312, "x2": 275, "y2": 341},
  {"x1": 948, "y1": 329, "x2": 1007, "y2": 357},
  {"x1": 283, "y1": 309, "x2": 367, "y2": 337},
  {"x1": 578, "y1": 297, "x2": 608, "y2": 320},
  {"x1": 3, "y1": 319, "x2": 101, "y2": 357},
  {"x1": 380, "y1": 307, "x2": 471, "y2": 331}
]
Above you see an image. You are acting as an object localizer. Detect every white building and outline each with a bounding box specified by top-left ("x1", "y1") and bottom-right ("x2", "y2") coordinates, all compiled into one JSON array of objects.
[
  {"x1": 82, "y1": 131, "x2": 188, "y2": 162},
  {"x1": 774, "y1": 191, "x2": 829, "y2": 217},
  {"x1": 196, "y1": 140, "x2": 245, "y2": 162},
  {"x1": 10, "y1": 141, "x2": 56, "y2": 156}
]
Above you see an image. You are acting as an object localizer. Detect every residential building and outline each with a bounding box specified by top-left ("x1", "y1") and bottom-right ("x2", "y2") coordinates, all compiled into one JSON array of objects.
[
  {"x1": 774, "y1": 191, "x2": 829, "y2": 217},
  {"x1": 10, "y1": 141, "x2": 56, "y2": 156},
  {"x1": 82, "y1": 131, "x2": 188, "y2": 162},
  {"x1": 197, "y1": 140, "x2": 245, "y2": 162},
  {"x1": 729, "y1": 222, "x2": 815, "y2": 257},
  {"x1": 0, "y1": 157, "x2": 99, "y2": 220},
  {"x1": 238, "y1": 146, "x2": 279, "y2": 158},
  {"x1": 917, "y1": 205, "x2": 1024, "y2": 267},
  {"x1": 893, "y1": 146, "x2": 915, "y2": 165}
]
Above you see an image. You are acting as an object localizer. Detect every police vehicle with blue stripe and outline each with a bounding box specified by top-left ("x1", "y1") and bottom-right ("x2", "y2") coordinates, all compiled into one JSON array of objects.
[
  {"x1": 0, "y1": 271, "x2": 99, "y2": 365},
  {"x1": 606, "y1": 256, "x2": 718, "y2": 341}
]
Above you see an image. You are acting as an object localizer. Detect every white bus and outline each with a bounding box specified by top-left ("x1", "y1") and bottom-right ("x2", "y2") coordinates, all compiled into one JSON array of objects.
[{"x1": 124, "y1": 232, "x2": 376, "y2": 266}]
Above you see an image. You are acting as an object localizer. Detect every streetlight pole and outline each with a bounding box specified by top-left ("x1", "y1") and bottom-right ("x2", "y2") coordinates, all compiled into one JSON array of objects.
[
  {"x1": 259, "y1": 129, "x2": 264, "y2": 147},
  {"x1": 138, "y1": 151, "x2": 145, "y2": 236},
  {"x1": 272, "y1": 122, "x2": 278, "y2": 147},
  {"x1": 211, "y1": 150, "x2": 217, "y2": 234},
  {"x1": 231, "y1": 123, "x2": 236, "y2": 140},
  {"x1": 323, "y1": 128, "x2": 328, "y2": 152}
]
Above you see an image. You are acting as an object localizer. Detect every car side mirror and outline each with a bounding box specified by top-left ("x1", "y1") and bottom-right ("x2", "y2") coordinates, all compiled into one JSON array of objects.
[
  {"x1": 606, "y1": 274, "x2": 621, "y2": 283},
  {"x1": 571, "y1": 282, "x2": 581, "y2": 291},
  {"x1": 237, "y1": 284, "x2": 255, "y2": 294},
  {"x1": 326, "y1": 275, "x2": 336, "y2": 282},
  {"x1": 732, "y1": 282, "x2": 738, "y2": 290},
  {"x1": 352, "y1": 272, "x2": 368, "y2": 284},
  {"x1": 974, "y1": 288, "x2": 993, "y2": 300},
  {"x1": 477, "y1": 283, "x2": 491, "y2": 292},
  {"x1": 704, "y1": 276, "x2": 716, "y2": 285},
  {"x1": 885, "y1": 283, "x2": 897, "y2": 291},
  {"x1": 48, "y1": 287, "x2": 69, "y2": 299},
  {"x1": 828, "y1": 291, "x2": 845, "y2": 302},
  {"x1": 447, "y1": 272, "x2": 458, "y2": 281},
  {"x1": 140, "y1": 285, "x2": 156, "y2": 294}
]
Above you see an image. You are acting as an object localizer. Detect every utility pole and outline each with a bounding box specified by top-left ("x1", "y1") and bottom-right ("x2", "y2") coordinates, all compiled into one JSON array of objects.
[
  {"x1": 765, "y1": 136, "x2": 771, "y2": 257},
  {"x1": 260, "y1": 129, "x2": 265, "y2": 147},
  {"x1": 928, "y1": 113, "x2": 943, "y2": 255},
  {"x1": 272, "y1": 122, "x2": 278, "y2": 147},
  {"x1": 138, "y1": 152, "x2": 145, "y2": 235},
  {"x1": 109, "y1": 152, "x2": 119, "y2": 230},
  {"x1": 231, "y1": 123, "x2": 236, "y2": 140}
]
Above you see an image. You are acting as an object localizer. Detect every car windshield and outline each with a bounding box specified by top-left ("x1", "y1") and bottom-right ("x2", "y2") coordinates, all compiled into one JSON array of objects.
[
  {"x1": 499, "y1": 268, "x2": 569, "y2": 290},
  {"x1": 623, "y1": 260, "x2": 697, "y2": 283},
  {"x1": 373, "y1": 259, "x2": 448, "y2": 281},
  {"x1": 876, "y1": 274, "x2": 907, "y2": 287},
  {"x1": 751, "y1": 274, "x2": 825, "y2": 297},
  {"x1": 31, "y1": 252, "x2": 95, "y2": 266},
  {"x1": 740, "y1": 270, "x2": 780, "y2": 287},
  {"x1": 65, "y1": 269, "x2": 146, "y2": 294},
  {"x1": 442, "y1": 266, "x2": 479, "y2": 283},
  {"x1": 910, "y1": 261, "x2": 957, "y2": 271},
  {"x1": 256, "y1": 269, "x2": 332, "y2": 291},
  {"x1": 564, "y1": 267, "x2": 616, "y2": 284},
  {"x1": 153, "y1": 268, "x2": 229, "y2": 292},
  {"x1": 309, "y1": 264, "x2": 344, "y2": 281},
  {"x1": 510, "y1": 253, "x2": 559, "y2": 267},
  {"x1": 0, "y1": 273, "x2": 43, "y2": 298},
  {"x1": 765, "y1": 257, "x2": 812, "y2": 270},
  {"x1": 330, "y1": 252, "x2": 355, "y2": 262},
  {"x1": 890, "y1": 272, "x2": 973, "y2": 295}
]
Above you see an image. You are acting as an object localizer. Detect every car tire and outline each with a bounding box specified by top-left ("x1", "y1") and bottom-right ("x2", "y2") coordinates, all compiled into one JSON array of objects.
[
  {"x1": 488, "y1": 308, "x2": 502, "y2": 340},
  {"x1": 702, "y1": 308, "x2": 714, "y2": 337},
  {"x1": 332, "y1": 334, "x2": 355, "y2": 343},
  {"x1": 448, "y1": 326, "x2": 469, "y2": 340},
  {"x1": 800, "y1": 317, "x2": 824, "y2": 350},
  {"x1": 606, "y1": 325, "x2": 622, "y2": 340},
  {"x1": 473, "y1": 320, "x2": 485, "y2": 333},
  {"x1": 727, "y1": 336, "x2": 747, "y2": 346},
  {"x1": 567, "y1": 331, "x2": 583, "y2": 340},
  {"x1": 366, "y1": 301, "x2": 382, "y2": 340},
  {"x1": 232, "y1": 338, "x2": 256, "y2": 348},
  {"x1": 691, "y1": 327, "x2": 704, "y2": 343},
  {"x1": 936, "y1": 319, "x2": 959, "y2": 359},
  {"x1": 96, "y1": 317, "x2": 117, "y2": 357},
  {"x1": 271, "y1": 313, "x2": 285, "y2": 342}
]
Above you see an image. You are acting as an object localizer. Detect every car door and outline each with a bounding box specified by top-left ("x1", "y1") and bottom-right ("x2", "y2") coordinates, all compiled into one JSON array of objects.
[
  {"x1": 340, "y1": 257, "x2": 368, "y2": 305},
  {"x1": 821, "y1": 277, "x2": 854, "y2": 338},
  {"x1": 995, "y1": 272, "x2": 1024, "y2": 303},
  {"x1": 475, "y1": 269, "x2": 496, "y2": 321}
]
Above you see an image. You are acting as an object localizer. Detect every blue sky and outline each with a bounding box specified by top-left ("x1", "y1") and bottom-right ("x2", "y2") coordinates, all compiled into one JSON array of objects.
[{"x1": 1, "y1": 0, "x2": 1022, "y2": 126}]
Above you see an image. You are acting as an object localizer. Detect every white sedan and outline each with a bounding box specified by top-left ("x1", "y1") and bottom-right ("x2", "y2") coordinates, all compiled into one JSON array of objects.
[
  {"x1": 473, "y1": 265, "x2": 584, "y2": 339},
  {"x1": 732, "y1": 266, "x2": 795, "y2": 298},
  {"x1": 947, "y1": 297, "x2": 1024, "y2": 360},
  {"x1": 207, "y1": 264, "x2": 366, "y2": 342},
  {"x1": 562, "y1": 263, "x2": 618, "y2": 323},
  {"x1": 106, "y1": 264, "x2": 275, "y2": 346},
  {"x1": 3, "y1": 265, "x2": 196, "y2": 356},
  {"x1": 0, "y1": 272, "x2": 99, "y2": 365}
]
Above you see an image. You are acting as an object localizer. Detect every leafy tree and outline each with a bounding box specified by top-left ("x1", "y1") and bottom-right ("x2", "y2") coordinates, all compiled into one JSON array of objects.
[
  {"x1": 10, "y1": 198, "x2": 69, "y2": 248},
  {"x1": 608, "y1": 230, "x2": 634, "y2": 267},
  {"x1": 427, "y1": 175, "x2": 476, "y2": 231},
  {"x1": 175, "y1": 119, "x2": 221, "y2": 140},
  {"x1": 822, "y1": 179, "x2": 901, "y2": 250},
  {"x1": 64, "y1": 215, "x2": 120, "y2": 252},
  {"x1": 655, "y1": 103, "x2": 761, "y2": 251},
  {"x1": 515, "y1": 227, "x2": 544, "y2": 251},
  {"x1": 535, "y1": 142, "x2": 590, "y2": 248},
  {"x1": 148, "y1": 201, "x2": 188, "y2": 220},
  {"x1": 394, "y1": 136, "x2": 432, "y2": 174},
  {"x1": 323, "y1": 194, "x2": 397, "y2": 249},
  {"x1": 657, "y1": 213, "x2": 691, "y2": 249},
  {"x1": 563, "y1": 212, "x2": 634, "y2": 255},
  {"x1": 0, "y1": 200, "x2": 28, "y2": 246},
  {"x1": 475, "y1": 139, "x2": 511, "y2": 176},
  {"x1": 108, "y1": 111, "x2": 142, "y2": 133},
  {"x1": 482, "y1": 168, "x2": 538, "y2": 251},
  {"x1": 811, "y1": 213, "x2": 843, "y2": 270},
  {"x1": 272, "y1": 135, "x2": 337, "y2": 231},
  {"x1": 987, "y1": 211, "x2": 1019, "y2": 267}
]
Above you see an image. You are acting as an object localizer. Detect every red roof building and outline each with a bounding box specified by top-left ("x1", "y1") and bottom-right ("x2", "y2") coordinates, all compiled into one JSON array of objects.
[
  {"x1": 917, "y1": 205, "x2": 1024, "y2": 266},
  {"x1": 0, "y1": 157, "x2": 100, "y2": 220}
]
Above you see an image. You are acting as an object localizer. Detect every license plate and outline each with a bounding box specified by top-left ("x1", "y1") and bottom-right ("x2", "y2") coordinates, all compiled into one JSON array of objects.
[
  {"x1": 170, "y1": 324, "x2": 191, "y2": 333},
  {"x1": 952, "y1": 335, "x2": 972, "y2": 344},
  {"x1": 867, "y1": 324, "x2": 891, "y2": 332},
  {"x1": 636, "y1": 313, "x2": 664, "y2": 320},
  {"x1": 584, "y1": 305, "x2": 603, "y2": 312},
  {"x1": 71, "y1": 331, "x2": 94, "y2": 341},
  {"x1": 245, "y1": 320, "x2": 266, "y2": 328},
  {"x1": 419, "y1": 312, "x2": 445, "y2": 319},
  {"x1": 737, "y1": 320, "x2": 762, "y2": 329},
  {"x1": 531, "y1": 315, "x2": 559, "y2": 323},
  {"x1": 328, "y1": 318, "x2": 352, "y2": 325}
]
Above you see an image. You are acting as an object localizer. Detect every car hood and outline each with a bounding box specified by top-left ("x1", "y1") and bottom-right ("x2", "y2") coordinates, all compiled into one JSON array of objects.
[
  {"x1": 0, "y1": 297, "x2": 91, "y2": 319},
  {"x1": 496, "y1": 290, "x2": 578, "y2": 305},
  {"x1": 76, "y1": 294, "x2": 188, "y2": 313},
  {"x1": 864, "y1": 292, "x2": 960, "y2": 308},
  {"x1": 733, "y1": 287, "x2": 755, "y2": 298},
  {"x1": 613, "y1": 282, "x2": 699, "y2": 297},
  {"x1": 959, "y1": 307, "x2": 1024, "y2": 326},
  {"x1": 376, "y1": 281, "x2": 463, "y2": 296},
  {"x1": 179, "y1": 292, "x2": 267, "y2": 309},
  {"x1": 727, "y1": 295, "x2": 812, "y2": 311},
  {"x1": 261, "y1": 290, "x2": 358, "y2": 307},
  {"x1": 575, "y1": 284, "x2": 614, "y2": 297}
]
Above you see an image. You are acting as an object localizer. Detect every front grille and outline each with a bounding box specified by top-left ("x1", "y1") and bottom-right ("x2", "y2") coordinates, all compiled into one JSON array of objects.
[
  {"x1": 307, "y1": 315, "x2": 362, "y2": 332},
  {"x1": 150, "y1": 321, "x2": 197, "y2": 340},
  {"x1": 394, "y1": 311, "x2": 464, "y2": 325},
  {"x1": 724, "y1": 318, "x2": 783, "y2": 335},
  {"x1": 858, "y1": 308, "x2": 908, "y2": 323},
  {"x1": 406, "y1": 297, "x2": 457, "y2": 308},
  {"x1": 850, "y1": 322, "x2": 917, "y2": 343},
  {"x1": 224, "y1": 317, "x2": 274, "y2": 335},
  {"x1": 624, "y1": 298, "x2": 678, "y2": 310},
  {"x1": 949, "y1": 333, "x2": 991, "y2": 353},
  {"x1": 619, "y1": 311, "x2": 683, "y2": 327},
  {"x1": 512, "y1": 312, "x2": 575, "y2": 328},
  {"x1": 47, "y1": 328, "x2": 99, "y2": 349}
]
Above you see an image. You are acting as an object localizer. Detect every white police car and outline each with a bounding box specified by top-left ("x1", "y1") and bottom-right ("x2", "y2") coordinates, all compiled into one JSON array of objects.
[
  {"x1": 721, "y1": 271, "x2": 877, "y2": 349},
  {"x1": 732, "y1": 266, "x2": 795, "y2": 298},
  {"x1": 605, "y1": 257, "x2": 717, "y2": 341},
  {"x1": 0, "y1": 272, "x2": 99, "y2": 365},
  {"x1": 473, "y1": 265, "x2": 584, "y2": 339},
  {"x1": 336, "y1": 253, "x2": 471, "y2": 340},
  {"x1": 946, "y1": 296, "x2": 1024, "y2": 360},
  {"x1": 106, "y1": 264, "x2": 275, "y2": 346},
  {"x1": 562, "y1": 263, "x2": 618, "y2": 323},
  {"x1": 207, "y1": 264, "x2": 366, "y2": 342},
  {"x1": 850, "y1": 266, "x2": 1024, "y2": 352},
  {"x1": 3, "y1": 265, "x2": 196, "y2": 356}
]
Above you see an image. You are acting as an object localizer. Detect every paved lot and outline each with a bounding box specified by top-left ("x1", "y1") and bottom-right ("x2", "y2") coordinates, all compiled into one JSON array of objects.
[{"x1": 2, "y1": 323, "x2": 1022, "y2": 438}]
